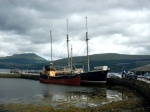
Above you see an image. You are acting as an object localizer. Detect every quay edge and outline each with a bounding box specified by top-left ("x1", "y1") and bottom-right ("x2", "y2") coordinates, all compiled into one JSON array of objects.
[
  {"x1": 0, "y1": 73, "x2": 39, "y2": 80},
  {"x1": 21, "y1": 74, "x2": 39, "y2": 80},
  {"x1": 0, "y1": 73, "x2": 21, "y2": 78},
  {"x1": 107, "y1": 78, "x2": 150, "y2": 102}
]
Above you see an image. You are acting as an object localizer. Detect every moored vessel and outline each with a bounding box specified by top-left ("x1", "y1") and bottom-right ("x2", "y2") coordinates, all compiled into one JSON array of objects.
[
  {"x1": 81, "y1": 66, "x2": 109, "y2": 84},
  {"x1": 40, "y1": 65, "x2": 81, "y2": 86},
  {"x1": 80, "y1": 17, "x2": 110, "y2": 84},
  {"x1": 40, "y1": 23, "x2": 81, "y2": 86}
]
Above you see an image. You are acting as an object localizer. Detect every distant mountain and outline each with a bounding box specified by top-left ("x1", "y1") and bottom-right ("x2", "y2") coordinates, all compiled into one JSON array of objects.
[
  {"x1": 53, "y1": 53, "x2": 150, "y2": 72},
  {"x1": 0, "y1": 53, "x2": 150, "y2": 72},
  {"x1": 0, "y1": 53, "x2": 49, "y2": 69},
  {"x1": 88, "y1": 53, "x2": 150, "y2": 72}
]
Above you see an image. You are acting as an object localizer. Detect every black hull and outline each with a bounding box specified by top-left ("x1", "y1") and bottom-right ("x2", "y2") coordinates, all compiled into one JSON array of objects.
[{"x1": 81, "y1": 70, "x2": 109, "y2": 84}]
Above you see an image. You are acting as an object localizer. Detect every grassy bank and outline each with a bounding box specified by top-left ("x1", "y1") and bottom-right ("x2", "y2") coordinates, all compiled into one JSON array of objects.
[{"x1": 0, "y1": 98, "x2": 147, "y2": 112}]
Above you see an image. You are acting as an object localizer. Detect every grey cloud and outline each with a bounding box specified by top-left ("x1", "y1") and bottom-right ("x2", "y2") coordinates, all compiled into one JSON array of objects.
[{"x1": 0, "y1": 0, "x2": 150, "y2": 59}]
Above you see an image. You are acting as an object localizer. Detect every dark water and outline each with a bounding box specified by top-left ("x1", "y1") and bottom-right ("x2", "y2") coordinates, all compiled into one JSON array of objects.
[{"x1": 0, "y1": 78, "x2": 124, "y2": 107}]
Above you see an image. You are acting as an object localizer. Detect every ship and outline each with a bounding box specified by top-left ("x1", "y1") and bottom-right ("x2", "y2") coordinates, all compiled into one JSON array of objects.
[
  {"x1": 40, "y1": 65, "x2": 80, "y2": 86},
  {"x1": 80, "y1": 17, "x2": 110, "y2": 84},
  {"x1": 39, "y1": 23, "x2": 81, "y2": 86},
  {"x1": 40, "y1": 17, "x2": 109, "y2": 85},
  {"x1": 80, "y1": 66, "x2": 109, "y2": 84}
]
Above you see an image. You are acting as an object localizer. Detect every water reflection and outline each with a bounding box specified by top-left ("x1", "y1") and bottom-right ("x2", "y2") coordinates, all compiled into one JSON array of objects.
[
  {"x1": 106, "y1": 90, "x2": 126, "y2": 101},
  {"x1": 39, "y1": 88, "x2": 125, "y2": 108},
  {"x1": 0, "y1": 78, "x2": 126, "y2": 108}
]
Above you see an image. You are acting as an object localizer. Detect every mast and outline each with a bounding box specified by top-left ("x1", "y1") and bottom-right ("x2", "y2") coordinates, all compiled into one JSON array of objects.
[
  {"x1": 85, "y1": 16, "x2": 90, "y2": 72},
  {"x1": 70, "y1": 45, "x2": 73, "y2": 70},
  {"x1": 66, "y1": 19, "x2": 70, "y2": 68},
  {"x1": 50, "y1": 30, "x2": 53, "y2": 65}
]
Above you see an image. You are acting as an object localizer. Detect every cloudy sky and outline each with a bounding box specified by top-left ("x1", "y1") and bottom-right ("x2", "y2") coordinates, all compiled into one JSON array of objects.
[{"x1": 0, "y1": 0, "x2": 150, "y2": 60}]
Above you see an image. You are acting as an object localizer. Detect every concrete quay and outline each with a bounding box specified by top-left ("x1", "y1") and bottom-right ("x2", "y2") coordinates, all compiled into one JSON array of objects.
[
  {"x1": 0, "y1": 73, "x2": 39, "y2": 80},
  {"x1": 21, "y1": 73, "x2": 39, "y2": 80},
  {"x1": 0, "y1": 73, "x2": 21, "y2": 78},
  {"x1": 107, "y1": 78, "x2": 150, "y2": 102}
]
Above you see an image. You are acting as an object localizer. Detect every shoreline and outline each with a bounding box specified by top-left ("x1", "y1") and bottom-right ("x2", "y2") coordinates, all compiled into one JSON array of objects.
[{"x1": 0, "y1": 73, "x2": 39, "y2": 80}]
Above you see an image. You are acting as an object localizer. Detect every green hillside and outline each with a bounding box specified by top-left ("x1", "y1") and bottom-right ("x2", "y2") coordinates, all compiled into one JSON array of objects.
[
  {"x1": 1, "y1": 53, "x2": 46, "y2": 61},
  {"x1": 0, "y1": 53, "x2": 150, "y2": 72},
  {"x1": 91, "y1": 53, "x2": 150, "y2": 60},
  {"x1": 0, "y1": 53, "x2": 48, "y2": 69},
  {"x1": 53, "y1": 53, "x2": 150, "y2": 72}
]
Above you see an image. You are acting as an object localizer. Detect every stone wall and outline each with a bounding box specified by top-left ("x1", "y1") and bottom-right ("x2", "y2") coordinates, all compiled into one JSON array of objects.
[{"x1": 107, "y1": 78, "x2": 150, "y2": 102}]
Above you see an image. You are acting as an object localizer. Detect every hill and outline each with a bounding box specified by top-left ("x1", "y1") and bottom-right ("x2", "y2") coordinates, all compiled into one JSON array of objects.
[
  {"x1": 53, "y1": 53, "x2": 150, "y2": 72},
  {"x1": 0, "y1": 53, "x2": 150, "y2": 72},
  {"x1": 0, "y1": 53, "x2": 48, "y2": 69}
]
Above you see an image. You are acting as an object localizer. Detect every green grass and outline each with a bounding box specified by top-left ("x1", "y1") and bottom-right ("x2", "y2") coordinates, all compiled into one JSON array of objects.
[{"x1": 0, "y1": 98, "x2": 147, "y2": 112}]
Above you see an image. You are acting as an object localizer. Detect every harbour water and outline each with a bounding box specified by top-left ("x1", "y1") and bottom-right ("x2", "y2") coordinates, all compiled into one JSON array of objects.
[
  {"x1": 1, "y1": 68, "x2": 149, "y2": 111},
  {"x1": 0, "y1": 78, "x2": 125, "y2": 108}
]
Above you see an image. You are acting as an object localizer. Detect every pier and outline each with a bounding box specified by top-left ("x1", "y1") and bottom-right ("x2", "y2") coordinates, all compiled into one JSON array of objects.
[
  {"x1": 0, "y1": 73, "x2": 21, "y2": 78},
  {"x1": 21, "y1": 73, "x2": 39, "y2": 80},
  {"x1": 0, "y1": 73, "x2": 39, "y2": 80}
]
